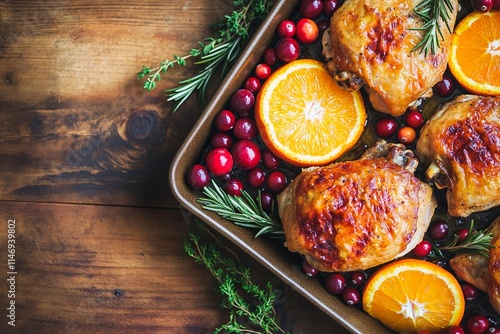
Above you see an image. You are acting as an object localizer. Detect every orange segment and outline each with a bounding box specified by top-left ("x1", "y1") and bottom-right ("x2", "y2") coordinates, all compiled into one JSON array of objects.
[
  {"x1": 255, "y1": 59, "x2": 366, "y2": 167},
  {"x1": 448, "y1": 10, "x2": 500, "y2": 96},
  {"x1": 362, "y1": 259, "x2": 465, "y2": 333}
]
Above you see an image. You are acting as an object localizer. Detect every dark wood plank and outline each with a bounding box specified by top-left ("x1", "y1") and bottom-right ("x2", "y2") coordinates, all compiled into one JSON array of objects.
[{"x1": 0, "y1": 202, "x2": 349, "y2": 333}]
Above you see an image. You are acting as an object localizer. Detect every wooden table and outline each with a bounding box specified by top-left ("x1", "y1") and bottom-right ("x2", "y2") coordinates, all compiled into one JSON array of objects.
[{"x1": 0, "y1": 1, "x2": 351, "y2": 333}]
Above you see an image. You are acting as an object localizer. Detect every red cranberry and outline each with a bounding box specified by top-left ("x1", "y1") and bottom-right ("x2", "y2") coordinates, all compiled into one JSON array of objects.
[
  {"x1": 434, "y1": 75, "x2": 455, "y2": 98},
  {"x1": 316, "y1": 20, "x2": 329, "y2": 36},
  {"x1": 244, "y1": 77, "x2": 261, "y2": 94},
  {"x1": 231, "y1": 140, "x2": 261, "y2": 170},
  {"x1": 233, "y1": 118, "x2": 257, "y2": 140},
  {"x1": 301, "y1": 259, "x2": 319, "y2": 277},
  {"x1": 205, "y1": 148, "x2": 234, "y2": 176},
  {"x1": 215, "y1": 109, "x2": 236, "y2": 132},
  {"x1": 428, "y1": 220, "x2": 449, "y2": 240},
  {"x1": 276, "y1": 37, "x2": 300, "y2": 63},
  {"x1": 412, "y1": 240, "x2": 433, "y2": 257},
  {"x1": 342, "y1": 286, "x2": 360, "y2": 306},
  {"x1": 267, "y1": 170, "x2": 288, "y2": 193},
  {"x1": 230, "y1": 89, "x2": 255, "y2": 116},
  {"x1": 349, "y1": 271, "x2": 366, "y2": 286},
  {"x1": 323, "y1": 0, "x2": 342, "y2": 16},
  {"x1": 300, "y1": 0, "x2": 324, "y2": 19},
  {"x1": 262, "y1": 149, "x2": 281, "y2": 169},
  {"x1": 472, "y1": 0, "x2": 494, "y2": 12},
  {"x1": 461, "y1": 282, "x2": 479, "y2": 301},
  {"x1": 247, "y1": 167, "x2": 266, "y2": 188},
  {"x1": 442, "y1": 326, "x2": 465, "y2": 334},
  {"x1": 187, "y1": 164, "x2": 211, "y2": 190},
  {"x1": 455, "y1": 228, "x2": 469, "y2": 243},
  {"x1": 495, "y1": 0, "x2": 500, "y2": 10},
  {"x1": 263, "y1": 47, "x2": 278, "y2": 66},
  {"x1": 260, "y1": 190, "x2": 275, "y2": 210},
  {"x1": 296, "y1": 18, "x2": 319, "y2": 44},
  {"x1": 255, "y1": 63, "x2": 272, "y2": 80},
  {"x1": 405, "y1": 110, "x2": 424, "y2": 128},
  {"x1": 210, "y1": 132, "x2": 233, "y2": 149},
  {"x1": 277, "y1": 20, "x2": 296, "y2": 38},
  {"x1": 225, "y1": 178, "x2": 244, "y2": 196},
  {"x1": 375, "y1": 117, "x2": 397, "y2": 137},
  {"x1": 466, "y1": 313, "x2": 490, "y2": 334},
  {"x1": 324, "y1": 273, "x2": 346, "y2": 295}
]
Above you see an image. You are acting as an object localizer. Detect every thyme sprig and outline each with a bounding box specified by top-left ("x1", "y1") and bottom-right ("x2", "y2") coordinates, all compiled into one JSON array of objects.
[
  {"x1": 432, "y1": 221, "x2": 494, "y2": 259},
  {"x1": 198, "y1": 180, "x2": 284, "y2": 238},
  {"x1": 184, "y1": 224, "x2": 286, "y2": 334},
  {"x1": 411, "y1": 0, "x2": 455, "y2": 56},
  {"x1": 137, "y1": 0, "x2": 276, "y2": 113}
]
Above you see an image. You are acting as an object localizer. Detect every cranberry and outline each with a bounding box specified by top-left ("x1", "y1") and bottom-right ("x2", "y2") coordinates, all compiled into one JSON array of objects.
[
  {"x1": 417, "y1": 331, "x2": 433, "y2": 334},
  {"x1": 300, "y1": 0, "x2": 324, "y2": 19},
  {"x1": 488, "y1": 327, "x2": 500, "y2": 334},
  {"x1": 255, "y1": 63, "x2": 272, "y2": 80},
  {"x1": 349, "y1": 271, "x2": 366, "y2": 286},
  {"x1": 260, "y1": 190, "x2": 275, "y2": 210},
  {"x1": 472, "y1": 0, "x2": 494, "y2": 12},
  {"x1": 375, "y1": 117, "x2": 398, "y2": 137},
  {"x1": 316, "y1": 20, "x2": 329, "y2": 36},
  {"x1": 397, "y1": 126, "x2": 416, "y2": 144},
  {"x1": 187, "y1": 164, "x2": 211, "y2": 190},
  {"x1": 455, "y1": 228, "x2": 469, "y2": 243},
  {"x1": 434, "y1": 75, "x2": 455, "y2": 98},
  {"x1": 428, "y1": 220, "x2": 449, "y2": 240},
  {"x1": 262, "y1": 149, "x2": 281, "y2": 169},
  {"x1": 277, "y1": 20, "x2": 296, "y2": 38},
  {"x1": 263, "y1": 47, "x2": 278, "y2": 66},
  {"x1": 342, "y1": 286, "x2": 360, "y2": 306},
  {"x1": 205, "y1": 148, "x2": 234, "y2": 176},
  {"x1": 230, "y1": 89, "x2": 255, "y2": 116},
  {"x1": 233, "y1": 118, "x2": 257, "y2": 140},
  {"x1": 323, "y1": 0, "x2": 342, "y2": 16},
  {"x1": 267, "y1": 170, "x2": 288, "y2": 193},
  {"x1": 225, "y1": 178, "x2": 244, "y2": 196},
  {"x1": 215, "y1": 109, "x2": 236, "y2": 132},
  {"x1": 495, "y1": 0, "x2": 500, "y2": 10},
  {"x1": 461, "y1": 282, "x2": 479, "y2": 301},
  {"x1": 210, "y1": 132, "x2": 233, "y2": 149},
  {"x1": 301, "y1": 259, "x2": 319, "y2": 277},
  {"x1": 442, "y1": 326, "x2": 465, "y2": 334},
  {"x1": 231, "y1": 139, "x2": 261, "y2": 170},
  {"x1": 276, "y1": 37, "x2": 300, "y2": 63},
  {"x1": 244, "y1": 77, "x2": 261, "y2": 94},
  {"x1": 466, "y1": 313, "x2": 490, "y2": 334},
  {"x1": 247, "y1": 167, "x2": 266, "y2": 188},
  {"x1": 405, "y1": 110, "x2": 424, "y2": 129},
  {"x1": 412, "y1": 240, "x2": 433, "y2": 257},
  {"x1": 324, "y1": 273, "x2": 346, "y2": 295},
  {"x1": 296, "y1": 18, "x2": 319, "y2": 44}
]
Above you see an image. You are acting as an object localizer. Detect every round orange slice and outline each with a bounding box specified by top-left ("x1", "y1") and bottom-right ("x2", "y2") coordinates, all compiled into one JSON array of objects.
[
  {"x1": 448, "y1": 10, "x2": 500, "y2": 96},
  {"x1": 255, "y1": 59, "x2": 366, "y2": 167},
  {"x1": 362, "y1": 258, "x2": 465, "y2": 333}
]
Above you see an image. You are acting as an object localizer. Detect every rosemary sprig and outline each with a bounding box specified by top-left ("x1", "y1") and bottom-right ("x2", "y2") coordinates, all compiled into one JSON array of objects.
[
  {"x1": 137, "y1": 0, "x2": 276, "y2": 113},
  {"x1": 411, "y1": 0, "x2": 455, "y2": 56},
  {"x1": 432, "y1": 221, "x2": 494, "y2": 259},
  {"x1": 184, "y1": 224, "x2": 286, "y2": 334},
  {"x1": 198, "y1": 180, "x2": 284, "y2": 238}
]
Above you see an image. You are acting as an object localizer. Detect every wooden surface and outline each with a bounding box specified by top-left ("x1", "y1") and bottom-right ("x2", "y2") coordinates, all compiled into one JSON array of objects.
[{"x1": 0, "y1": 1, "x2": 350, "y2": 333}]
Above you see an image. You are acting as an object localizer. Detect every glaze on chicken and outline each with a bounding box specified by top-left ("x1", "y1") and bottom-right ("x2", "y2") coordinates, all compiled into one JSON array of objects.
[
  {"x1": 417, "y1": 95, "x2": 500, "y2": 217},
  {"x1": 277, "y1": 141, "x2": 437, "y2": 272},
  {"x1": 323, "y1": 0, "x2": 459, "y2": 116}
]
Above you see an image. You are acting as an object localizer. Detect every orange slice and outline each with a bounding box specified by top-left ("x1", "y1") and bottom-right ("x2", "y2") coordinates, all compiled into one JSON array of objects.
[
  {"x1": 362, "y1": 259, "x2": 465, "y2": 333},
  {"x1": 448, "y1": 10, "x2": 500, "y2": 96},
  {"x1": 255, "y1": 59, "x2": 366, "y2": 167}
]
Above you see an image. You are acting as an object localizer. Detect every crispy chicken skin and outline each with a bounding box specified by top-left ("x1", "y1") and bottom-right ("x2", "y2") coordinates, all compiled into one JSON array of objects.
[
  {"x1": 449, "y1": 217, "x2": 500, "y2": 314},
  {"x1": 417, "y1": 95, "x2": 500, "y2": 217},
  {"x1": 277, "y1": 142, "x2": 437, "y2": 272},
  {"x1": 323, "y1": 0, "x2": 459, "y2": 116}
]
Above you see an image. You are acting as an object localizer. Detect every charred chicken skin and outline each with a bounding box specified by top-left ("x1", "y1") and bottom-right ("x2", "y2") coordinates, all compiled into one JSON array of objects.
[
  {"x1": 417, "y1": 95, "x2": 500, "y2": 217},
  {"x1": 277, "y1": 141, "x2": 437, "y2": 272},
  {"x1": 322, "y1": 0, "x2": 459, "y2": 116}
]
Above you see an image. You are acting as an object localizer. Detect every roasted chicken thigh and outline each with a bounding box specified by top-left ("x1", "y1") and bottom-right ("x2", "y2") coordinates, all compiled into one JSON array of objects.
[
  {"x1": 277, "y1": 141, "x2": 437, "y2": 272},
  {"x1": 417, "y1": 95, "x2": 500, "y2": 217},
  {"x1": 323, "y1": 0, "x2": 459, "y2": 116}
]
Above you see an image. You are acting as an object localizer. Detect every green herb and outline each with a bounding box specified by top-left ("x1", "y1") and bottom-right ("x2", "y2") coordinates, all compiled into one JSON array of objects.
[
  {"x1": 198, "y1": 180, "x2": 284, "y2": 238},
  {"x1": 411, "y1": 0, "x2": 455, "y2": 56},
  {"x1": 432, "y1": 221, "x2": 494, "y2": 259},
  {"x1": 137, "y1": 0, "x2": 276, "y2": 113},
  {"x1": 184, "y1": 223, "x2": 286, "y2": 334}
]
